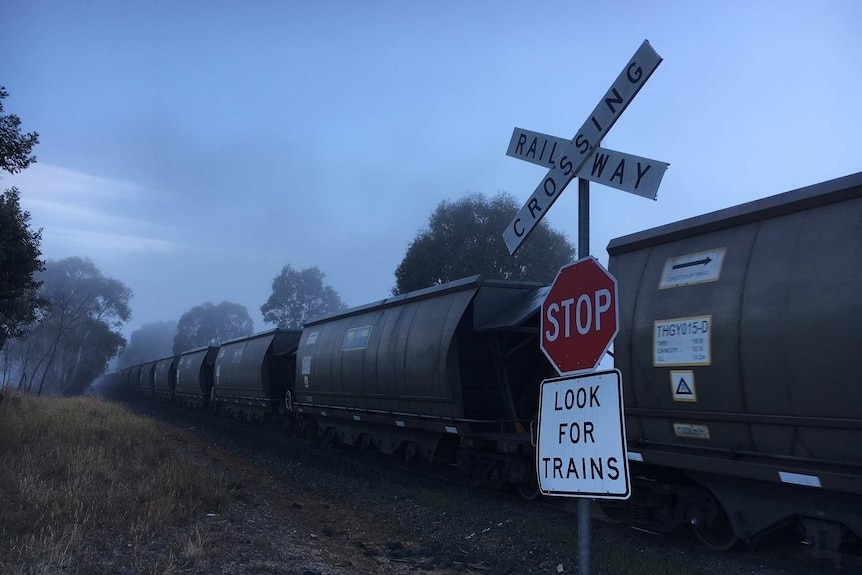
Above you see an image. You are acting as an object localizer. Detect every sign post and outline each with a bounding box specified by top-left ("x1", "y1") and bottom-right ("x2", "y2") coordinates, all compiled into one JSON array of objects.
[
  {"x1": 577, "y1": 181, "x2": 591, "y2": 575},
  {"x1": 540, "y1": 256, "x2": 623, "y2": 575}
]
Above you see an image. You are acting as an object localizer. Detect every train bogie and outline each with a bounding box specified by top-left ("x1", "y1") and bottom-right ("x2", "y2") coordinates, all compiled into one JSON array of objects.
[{"x1": 293, "y1": 275, "x2": 557, "y2": 490}]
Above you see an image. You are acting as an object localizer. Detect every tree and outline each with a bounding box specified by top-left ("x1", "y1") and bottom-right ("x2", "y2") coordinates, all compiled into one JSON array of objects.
[
  {"x1": 173, "y1": 301, "x2": 253, "y2": 354},
  {"x1": 117, "y1": 320, "x2": 177, "y2": 368},
  {"x1": 260, "y1": 265, "x2": 346, "y2": 329},
  {"x1": 0, "y1": 87, "x2": 44, "y2": 352},
  {"x1": 1, "y1": 257, "x2": 132, "y2": 395},
  {"x1": 0, "y1": 188, "x2": 45, "y2": 351},
  {"x1": 393, "y1": 192, "x2": 576, "y2": 294},
  {"x1": 0, "y1": 87, "x2": 39, "y2": 174}
]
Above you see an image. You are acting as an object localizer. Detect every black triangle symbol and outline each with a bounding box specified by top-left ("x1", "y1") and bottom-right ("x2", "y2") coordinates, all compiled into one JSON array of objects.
[{"x1": 676, "y1": 378, "x2": 693, "y2": 395}]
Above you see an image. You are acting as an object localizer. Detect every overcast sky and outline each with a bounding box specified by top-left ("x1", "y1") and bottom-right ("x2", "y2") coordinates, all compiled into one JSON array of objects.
[{"x1": 3, "y1": 1, "x2": 861, "y2": 337}]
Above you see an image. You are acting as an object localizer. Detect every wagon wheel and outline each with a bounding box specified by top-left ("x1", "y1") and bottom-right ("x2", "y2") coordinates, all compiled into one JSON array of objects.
[
  {"x1": 486, "y1": 475, "x2": 507, "y2": 491},
  {"x1": 485, "y1": 463, "x2": 507, "y2": 490},
  {"x1": 403, "y1": 442, "x2": 417, "y2": 463},
  {"x1": 693, "y1": 503, "x2": 738, "y2": 551},
  {"x1": 598, "y1": 501, "x2": 628, "y2": 524},
  {"x1": 321, "y1": 427, "x2": 338, "y2": 448},
  {"x1": 517, "y1": 476, "x2": 541, "y2": 501},
  {"x1": 208, "y1": 387, "x2": 219, "y2": 415},
  {"x1": 321, "y1": 428, "x2": 333, "y2": 447}
]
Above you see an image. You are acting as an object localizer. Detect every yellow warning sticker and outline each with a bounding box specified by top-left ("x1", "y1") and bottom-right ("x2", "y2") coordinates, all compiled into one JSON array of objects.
[{"x1": 670, "y1": 370, "x2": 697, "y2": 402}]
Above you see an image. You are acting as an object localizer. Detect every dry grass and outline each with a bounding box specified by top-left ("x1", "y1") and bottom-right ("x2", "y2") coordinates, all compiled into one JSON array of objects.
[{"x1": 0, "y1": 393, "x2": 233, "y2": 574}]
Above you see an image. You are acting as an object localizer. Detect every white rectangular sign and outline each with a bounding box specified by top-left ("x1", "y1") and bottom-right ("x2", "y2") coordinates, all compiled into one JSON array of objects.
[
  {"x1": 653, "y1": 315, "x2": 712, "y2": 366},
  {"x1": 673, "y1": 422, "x2": 711, "y2": 440},
  {"x1": 536, "y1": 370, "x2": 630, "y2": 499},
  {"x1": 507, "y1": 127, "x2": 668, "y2": 200},
  {"x1": 659, "y1": 248, "x2": 726, "y2": 289},
  {"x1": 503, "y1": 40, "x2": 662, "y2": 255}
]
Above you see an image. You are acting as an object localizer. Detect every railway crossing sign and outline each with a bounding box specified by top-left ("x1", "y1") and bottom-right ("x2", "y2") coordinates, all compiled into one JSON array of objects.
[
  {"x1": 506, "y1": 127, "x2": 669, "y2": 200},
  {"x1": 536, "y1": 369, "x2": 630, "y2": 498},
  {"x1": 541, "y1": 257, "x2": 619, "y2": 376},
  {"x1": 502, "y1": 40, "x2": 663, "y2": 255}
]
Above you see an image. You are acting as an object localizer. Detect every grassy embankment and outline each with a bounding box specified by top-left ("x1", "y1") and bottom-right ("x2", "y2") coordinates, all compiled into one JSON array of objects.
[{"x1": 0, "y1": 393, "x2": 233, "y2": 574}]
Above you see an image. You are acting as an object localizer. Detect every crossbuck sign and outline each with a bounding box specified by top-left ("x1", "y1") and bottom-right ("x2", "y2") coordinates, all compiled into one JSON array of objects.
[
  {"x1": 502, "y1": 40, "x2": 664, "y2": 255},
  {"x1": 507, "y1": 128, "x2": 669, "y2": 201}
]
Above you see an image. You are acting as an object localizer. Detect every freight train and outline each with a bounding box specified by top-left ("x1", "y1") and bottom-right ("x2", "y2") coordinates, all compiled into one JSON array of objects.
[{"x1": 113, "y1": 172, "x2": 862, "y2": 560}]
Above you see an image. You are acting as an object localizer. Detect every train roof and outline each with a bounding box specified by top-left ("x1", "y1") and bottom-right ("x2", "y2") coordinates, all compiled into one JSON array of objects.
[
  {"x1": 607, "y1": 171, "x2": 862, "y2": 255},
  {"x1": 218, "y1": 327, "x2": 303, "y2": 357},
  {"x1": 178, "y1": 344, "x2": 219, "y2": 356},
  {"x1": 304, "y1": 275, "x2": 548, "y2": 330},
  {"x1": 218, "y1": 327, "x2": 302, "y2": 346}
]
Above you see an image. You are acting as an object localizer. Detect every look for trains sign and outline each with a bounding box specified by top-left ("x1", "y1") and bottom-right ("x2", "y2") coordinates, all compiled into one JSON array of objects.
[
  {"x1": 537, "y1": 370, "x2": 630, "y2": 498},
  {"x1": 541, "y1": 257, "x2": 619, "y2": 376}
]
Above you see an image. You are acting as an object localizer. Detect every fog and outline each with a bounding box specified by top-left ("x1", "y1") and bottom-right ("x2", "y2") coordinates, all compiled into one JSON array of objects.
[{"x1": 4, "y1": 1, "x2": 860, "y2": 338}]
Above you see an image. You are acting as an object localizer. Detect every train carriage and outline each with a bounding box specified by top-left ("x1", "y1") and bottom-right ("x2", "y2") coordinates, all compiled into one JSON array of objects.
[
  {"x1": 153, "y1": 355, "x2": 179, "y2": 402},
  {"x1": 211, "y1": 328, "x2": 302, "y2": 421},
  {"x1": 293, "y1": 275, "x2": 557, "y2": 494},
  {"x1": 129, "y1": 364, "x2": 145, "y2": 397},
  {"x1": 140, "y1": 361, "x2": 157, "y2": 399},
  {"x1": 607, "y1": 171, "x2": 862, "y2": 555},
  {"x1": 119, "y1": 367, "x2": 133, "y2": 391},
  {"x1": 174, "y1": 346, "x2": 218, "y2": 409}
]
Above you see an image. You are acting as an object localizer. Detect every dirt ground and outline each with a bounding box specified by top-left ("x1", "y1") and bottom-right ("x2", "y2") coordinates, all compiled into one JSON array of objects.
[{"x1": 150, "y1": 424, "x2": 475, "y2": 575}]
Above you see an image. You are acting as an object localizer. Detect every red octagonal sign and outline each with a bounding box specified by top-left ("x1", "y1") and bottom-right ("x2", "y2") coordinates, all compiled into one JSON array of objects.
[{"x1": 541, "y1": 256, "x2": 619, "y2": 376}]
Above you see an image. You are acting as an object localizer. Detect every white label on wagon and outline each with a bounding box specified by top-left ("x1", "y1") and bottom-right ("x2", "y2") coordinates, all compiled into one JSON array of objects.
[
  {"x1": 659, "y1": 248, "x2": 726, "y2": 289},
  {"x1": 673, "y1": 423, "x2": 710, "y2": 440},
  {"x1": 778, "y1": 471, "x2": 822, "y2": 488},
  {"x1": 654, "y1": 315, "x2": 711, "y2": 366}
]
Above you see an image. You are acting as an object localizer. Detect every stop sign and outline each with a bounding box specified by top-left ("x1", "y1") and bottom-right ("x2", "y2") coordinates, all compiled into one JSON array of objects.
[{"x1": 541, "y1": 256, "x2": 619, "y2": 376}]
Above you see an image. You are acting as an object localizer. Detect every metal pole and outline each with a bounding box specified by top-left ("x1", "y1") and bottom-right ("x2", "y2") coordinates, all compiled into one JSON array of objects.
[
  {"x1": 578, "y1": 177, "x2": 590, "y2": 257},
  {"x1": 577, "y1": 177, "x2": 591, "y2": 575},
  {"x1": 579, "y1": 498, "x2": 591, "y2": 575}
]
